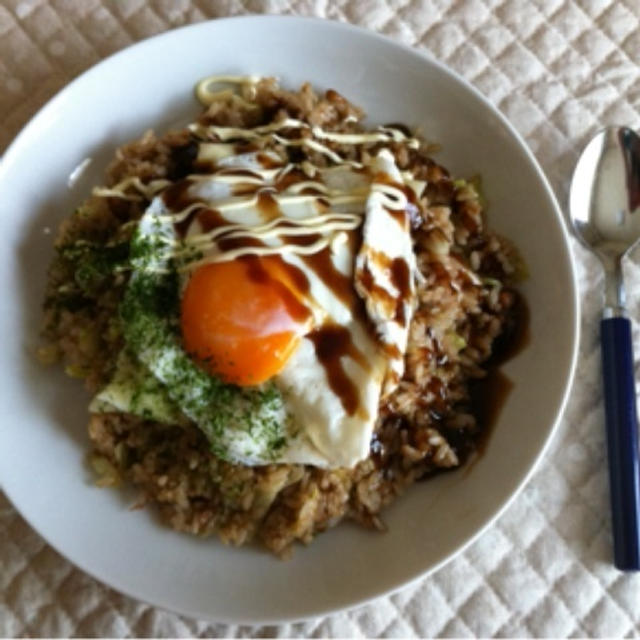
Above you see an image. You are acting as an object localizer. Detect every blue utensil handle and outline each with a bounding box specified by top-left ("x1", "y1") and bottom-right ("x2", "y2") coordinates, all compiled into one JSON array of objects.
[{"x1": 601, "y1": 316, "x2": 640, "y2": 570}]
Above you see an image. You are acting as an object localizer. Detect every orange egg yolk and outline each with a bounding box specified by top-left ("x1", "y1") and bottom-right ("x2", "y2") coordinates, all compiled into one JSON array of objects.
[{"x1": 180, "y1": 256, "x2": 310, "y2": 386}]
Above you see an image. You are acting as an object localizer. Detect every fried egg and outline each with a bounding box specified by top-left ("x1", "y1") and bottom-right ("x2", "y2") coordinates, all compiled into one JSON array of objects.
[{"x1": 92, "y1": 106, "x2": 425, "y2": 468}]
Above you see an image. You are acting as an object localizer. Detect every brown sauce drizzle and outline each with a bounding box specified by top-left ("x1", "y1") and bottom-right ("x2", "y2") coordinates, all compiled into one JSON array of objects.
[
  {"x1": 217, "y1": 167, "x2": 263, "y2": 179},
  {"x1": 487, "y1": 289, "x2": 530, "y2": 366},
  {"x1": 274, "y1": 168, "x2": 308, "y2": 191},
  {"x1": 175, "y1": 207, "x2": 228, "y2": 239},
  {"x1": 372, "y1": 171, "x2": 402, "y2": 191},
  {"x1": 241, "y1": 254, "x2": 311, "y2": 325},
  {"x1": 169, "y1": 141, "x2": 199, "y2": 179},
  {"x1": 449, "y1": 290, "x2": 530, "y2": 465},
  {"x1": 366, "y1": 246, "x2": 392, "y2": 271},
  {"x1": 196, "y1": 208, "x2": 228, "y2": 233},
  {"x1": 308, "y1": 324, "x2": 367, "y2": 417},
  {"x1": 272, "y1": 252, "x2": 312, "y2": 298},
  {"x1": 382, "y1": 342, "x2": 401, "y2": 360},
  {"x1": 394, "y1": 302, "x2": 406, "y2": 327},
  {"x1": 391, "y1": 258, "x2": 410, "y2": 292},
  {"x1": 163, "y1": 179, "x2": 196, "y2": 212},
  {"x1": 357, "y1": 263, "x2": 400, "y2": 323},
  {"x1": 358, "y1": 251, "x2": 412, "y2": 328},
  {"x1": 280, "y1": 231, "x2": 366, "y2": 324},
  {"x1": 301, "y1": 246, "x2": 356, "y2": 309},
  {"x1": 231, "y1": 183, "x2": 261, "y2": 197},
  {"x1": 209, "y1": 223, "x2": 314, "y2": 305},
  {"x1": 256, "y1": 190, "x2": 282, "y2": 221},
  {"x1": 471, "y1": 291, "x2": 530, "y2": 454},
  {"x1": 278, "y1": 233, "x2": 382, "y2": 411},
  {"x1": 388, "y1": 209, "x2": 409, "y2": 228},
  {"x1": 257, "y1": 152, "x2": 282, "y2": 169},
  {"x1": 467, "y1": 372, "x2": 513, "y2": 458}
]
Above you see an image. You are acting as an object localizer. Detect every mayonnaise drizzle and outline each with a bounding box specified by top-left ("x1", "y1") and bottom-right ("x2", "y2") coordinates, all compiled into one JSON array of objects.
[
  {"x1": 176, "y1": 212, "x2": 361, "y2": 247},
  {"x1": 186, "y1": 191, "x2": 367, "y2": 216},
  {"x1": 91, "y1": 75, "x2": 421, "y2": 274},
  {"x1": 271, "y1": 134, "x2": 362, "y2": 166},
  {"x1": 93, "y1": 177, "x2": 171, "y2": 201},
  {"x1": 188, "y1": 108, "x2": 420, "y2": 166},
  {"x1": 154, "y1": 192, "x2": 365, "y2": 268},
  {"x1": 194, "y1": 74, "x2": 261, "y2": 108},
  {"x1": 189, "y1": 114, "x2": 419, "y2": 149},
  {"x1": 177, "y1": 236, "x2": 335, "y2": 273}
]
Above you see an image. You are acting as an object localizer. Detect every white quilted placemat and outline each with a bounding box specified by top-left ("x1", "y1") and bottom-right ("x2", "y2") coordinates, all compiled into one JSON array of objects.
[{"x1": 3, "y1": 0, "x2": 640, "y2": 636}]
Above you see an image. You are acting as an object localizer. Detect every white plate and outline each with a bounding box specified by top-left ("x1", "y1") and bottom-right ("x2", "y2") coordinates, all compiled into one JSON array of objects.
[{"x1": 0, "y1": 16, "x2": 579, "y2": 623}]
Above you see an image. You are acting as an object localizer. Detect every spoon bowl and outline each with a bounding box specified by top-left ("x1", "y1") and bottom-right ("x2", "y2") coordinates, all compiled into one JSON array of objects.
[{"x1": 571, "y1": 127, "x2": 640, "y2": 270}]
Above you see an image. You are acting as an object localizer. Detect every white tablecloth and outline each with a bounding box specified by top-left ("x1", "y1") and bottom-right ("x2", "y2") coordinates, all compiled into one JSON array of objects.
[{"x1": 2, "y1": 0, "x2": 640, "y2": 636}]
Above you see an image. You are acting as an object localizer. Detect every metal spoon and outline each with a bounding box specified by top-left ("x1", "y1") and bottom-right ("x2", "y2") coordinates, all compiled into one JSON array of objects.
[{"x1": 570, "y1": 126, "x2": 640, "y2": 570}]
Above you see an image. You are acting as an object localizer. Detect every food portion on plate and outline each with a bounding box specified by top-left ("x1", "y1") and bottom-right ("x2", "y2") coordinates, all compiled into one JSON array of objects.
[{"x1": 40, "y1": 75, "x2": 526, "y2": 555}]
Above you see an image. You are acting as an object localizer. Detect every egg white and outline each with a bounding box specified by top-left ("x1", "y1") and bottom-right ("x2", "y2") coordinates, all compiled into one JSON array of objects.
[{"x1": 92, "y1": 148, "x2": 421, "y2": 468}]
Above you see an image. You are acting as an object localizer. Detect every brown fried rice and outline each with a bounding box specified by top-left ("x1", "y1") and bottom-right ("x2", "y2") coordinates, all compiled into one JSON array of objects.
[{"x1": 41, "y1": 77, "x2": 525, "y2": 556}]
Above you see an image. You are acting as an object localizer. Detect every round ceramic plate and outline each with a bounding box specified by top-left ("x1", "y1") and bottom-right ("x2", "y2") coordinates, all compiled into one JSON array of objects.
[{"x1": 0, "y1": 16, "x2": 579, "y2": 623}]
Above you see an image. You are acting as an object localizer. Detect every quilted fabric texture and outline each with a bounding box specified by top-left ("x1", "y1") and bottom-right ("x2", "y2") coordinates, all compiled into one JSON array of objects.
[{"x1": 2, "y1": 0, "x2": 640, "y2": 636}]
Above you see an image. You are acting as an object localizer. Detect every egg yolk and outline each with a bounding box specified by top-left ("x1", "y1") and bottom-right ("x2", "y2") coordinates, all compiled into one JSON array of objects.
[{"x1": 180, "y1": 256, "x2": 309, "y2": 386}]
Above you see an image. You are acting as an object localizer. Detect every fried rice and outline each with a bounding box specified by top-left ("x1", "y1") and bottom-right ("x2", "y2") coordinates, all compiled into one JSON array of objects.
[{"x1": 41, "y1": 78, "x2": 526, "y2": 556}]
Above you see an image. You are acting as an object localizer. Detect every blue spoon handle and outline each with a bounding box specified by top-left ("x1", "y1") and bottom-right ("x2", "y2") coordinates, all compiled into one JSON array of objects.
[{"x1": 601, "y1": 316, "x2": 640, "y2": 570}]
